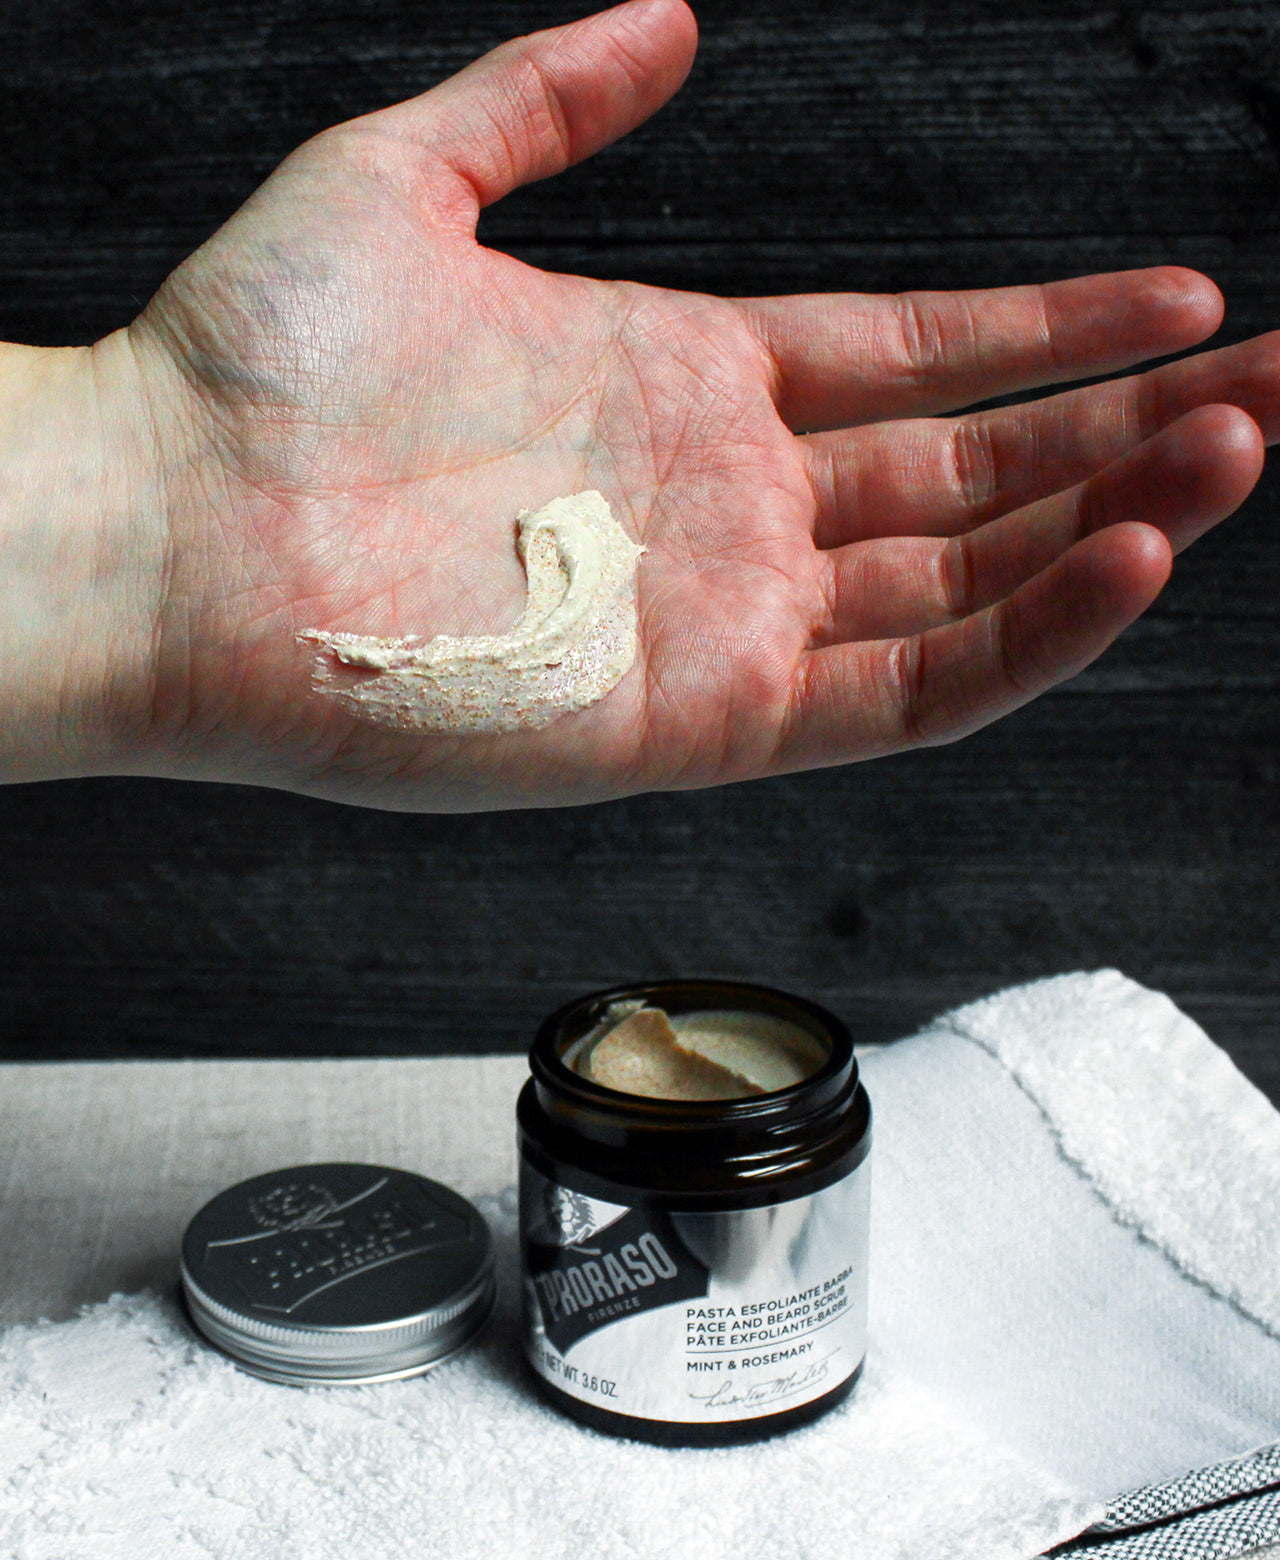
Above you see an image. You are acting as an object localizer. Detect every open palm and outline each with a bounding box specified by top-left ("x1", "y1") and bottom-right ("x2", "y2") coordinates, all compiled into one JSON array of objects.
[{"x1": 124, "y1": 0, "x2": 1277, "y2": 810}]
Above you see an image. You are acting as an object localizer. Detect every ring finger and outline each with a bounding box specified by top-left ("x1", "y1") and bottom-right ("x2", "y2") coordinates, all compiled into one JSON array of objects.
[{"x1": 813, "y1": 403, "x2": 1263, "y2": 645}]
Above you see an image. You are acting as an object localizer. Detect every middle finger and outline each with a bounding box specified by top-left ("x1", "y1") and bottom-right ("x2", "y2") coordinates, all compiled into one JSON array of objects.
[{"x1": 803, "y1": 329, "x2": 1280, "y2": 549}]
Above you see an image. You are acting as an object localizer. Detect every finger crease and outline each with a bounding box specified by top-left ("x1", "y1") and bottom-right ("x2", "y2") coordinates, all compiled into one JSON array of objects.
[
  {"x1": 995, "y1": 607, "x2": 1031, "y2": 700},
  {"x1": 952, "y1": 419, "x2": 998, "y2": 511},
  {"x1": 942, "y1": 534, "x2": 975, "y2": 619},
  {"x1": 512, "y1": 49, "x2": 576, "y2": 168},
  {"x1": 1071, "y1": 481, "x2": 1099, "y2": 544},
  {"x1": 891, "y1": 636, "x2": 928, "y2": 747},
  {"x1": 896, "y1": 293, "x2": 946, "y2": 388}
]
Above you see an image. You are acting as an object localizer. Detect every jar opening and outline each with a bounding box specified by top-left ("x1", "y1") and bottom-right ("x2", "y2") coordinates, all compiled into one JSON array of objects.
[
  {"x1": 562, "y1": 998, "x2": 829, "y2": 1101},
  {"x1": 533, "y1": 979, "x2": 856, "y2": 1129}
]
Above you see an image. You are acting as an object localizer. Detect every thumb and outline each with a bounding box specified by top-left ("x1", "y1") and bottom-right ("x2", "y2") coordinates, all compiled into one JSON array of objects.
[{"x1": 356, "y1": 0, "x2": 698, "y2": 226}]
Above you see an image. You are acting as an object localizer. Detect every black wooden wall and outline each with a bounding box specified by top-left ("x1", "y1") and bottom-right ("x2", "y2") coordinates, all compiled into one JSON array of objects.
[{"x1": 3, "y1": 1, "x2": 1278, "y2": 1093}]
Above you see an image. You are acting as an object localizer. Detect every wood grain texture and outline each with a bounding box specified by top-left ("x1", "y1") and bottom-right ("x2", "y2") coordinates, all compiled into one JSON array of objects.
[{"x1": 1, "y1": 0, "x2": 1278, "y2": 1093}]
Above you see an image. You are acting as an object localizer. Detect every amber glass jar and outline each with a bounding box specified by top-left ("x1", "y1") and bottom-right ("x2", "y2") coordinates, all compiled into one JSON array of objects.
[{"x1": 517, "y1": 979, "x2": 871, "y2": 1446}]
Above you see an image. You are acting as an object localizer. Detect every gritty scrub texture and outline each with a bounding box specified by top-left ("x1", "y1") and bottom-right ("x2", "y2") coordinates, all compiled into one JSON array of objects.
[
  {"x1": 300, "y1": 491, "x2": 644, "y2": 734},
  {"x1": 571, "y1": 1002, "x2": 827, "y2": 1099}
]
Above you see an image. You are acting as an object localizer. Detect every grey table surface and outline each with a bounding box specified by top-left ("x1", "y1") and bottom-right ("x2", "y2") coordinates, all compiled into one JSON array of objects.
[
  {"x1": 1, "y1": 1056, "x2": 1277, "y2": 1560},
  {"x1": 0, "y1": 1055, "x2": 526, "y2": 1327}
]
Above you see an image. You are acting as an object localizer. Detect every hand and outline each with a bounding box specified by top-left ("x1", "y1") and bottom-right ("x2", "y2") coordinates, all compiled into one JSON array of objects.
[{"x1": 5, "y1": 0, "x2": 1277, "y2": 809}]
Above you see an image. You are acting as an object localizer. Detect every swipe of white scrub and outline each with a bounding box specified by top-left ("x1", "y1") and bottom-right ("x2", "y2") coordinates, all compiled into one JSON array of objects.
[{"x1": 299, "y1": 491, "x2": 645, "y2": 734}]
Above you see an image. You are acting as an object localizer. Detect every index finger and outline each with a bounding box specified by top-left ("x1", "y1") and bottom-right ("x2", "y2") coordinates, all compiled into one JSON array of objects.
[{"x1": 736, "y1": 267, "x2": 1224, "y2": 433}]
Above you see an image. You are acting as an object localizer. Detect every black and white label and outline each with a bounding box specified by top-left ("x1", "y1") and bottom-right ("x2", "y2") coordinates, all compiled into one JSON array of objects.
[{"x1": 520, "y1": 1161, "x2": 870, "y2": 1425}]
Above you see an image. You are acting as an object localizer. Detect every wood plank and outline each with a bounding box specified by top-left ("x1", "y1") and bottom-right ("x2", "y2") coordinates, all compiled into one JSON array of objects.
[
  {"x1": 3, "y1": 1, "x2": 1279, "y2": 243},
  {"x1": 5, "y1": 690, "x2": 1277, "y2": 1097},
  {"x1": 0, "y1": 0, "x2": 1277, "y2": 1096}
]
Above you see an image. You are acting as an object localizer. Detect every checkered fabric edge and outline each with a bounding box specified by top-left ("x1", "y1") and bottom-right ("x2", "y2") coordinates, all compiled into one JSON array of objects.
[
  {"x1": 1093, "y1": 1447, "x2": 1280, "y2": 1533},
  {"x1": 1046, "y1": 1481, "x2": 1280, "y2": 1558}
]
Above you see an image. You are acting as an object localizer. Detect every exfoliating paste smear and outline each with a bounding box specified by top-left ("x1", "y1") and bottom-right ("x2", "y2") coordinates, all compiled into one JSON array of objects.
[
  {"x1": 299, "y1": 491, "x2": 643, "y2": 733},
  {"x1": 575, "y1": 1003, "x2": 826, "y2": 1100}
]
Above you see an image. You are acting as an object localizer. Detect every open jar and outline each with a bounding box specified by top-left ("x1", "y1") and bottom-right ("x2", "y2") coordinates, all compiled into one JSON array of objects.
[{"x1": 517, "y1": 979, "x2": 871, "y2": 1446}]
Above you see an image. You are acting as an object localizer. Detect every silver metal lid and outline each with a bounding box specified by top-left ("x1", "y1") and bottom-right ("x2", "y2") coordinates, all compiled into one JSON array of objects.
[{"x1": 180, "y1": 1162, "x2": 495, "y2": 1386}]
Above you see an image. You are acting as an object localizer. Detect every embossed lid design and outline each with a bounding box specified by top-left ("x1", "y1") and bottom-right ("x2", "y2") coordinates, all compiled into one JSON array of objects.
[{"x1": 180, "y1": 1162, "x2": 496, "y2": 1386}]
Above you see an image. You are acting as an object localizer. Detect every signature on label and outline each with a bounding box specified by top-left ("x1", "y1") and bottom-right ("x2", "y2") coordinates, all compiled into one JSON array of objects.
[{"x1": 690, "y1": 1354, "x2": 836, "y2": 1412}]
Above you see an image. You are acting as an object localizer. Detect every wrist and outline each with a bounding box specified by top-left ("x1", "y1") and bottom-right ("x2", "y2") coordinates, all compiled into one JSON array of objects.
[{"x1": 0, "y1": 330, "x2": 168, "y2": 782}]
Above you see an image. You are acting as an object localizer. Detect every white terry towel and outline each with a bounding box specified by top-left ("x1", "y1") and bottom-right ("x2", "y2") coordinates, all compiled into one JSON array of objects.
[{"x1": 2, "y1": 970, "x2": 1279, "y2": 1560}]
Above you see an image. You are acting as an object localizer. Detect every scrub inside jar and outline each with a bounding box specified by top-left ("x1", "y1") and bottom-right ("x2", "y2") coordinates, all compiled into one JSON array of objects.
[{"x1": 566, "y1": 1001, "x2": 828, "y2": 1100}]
